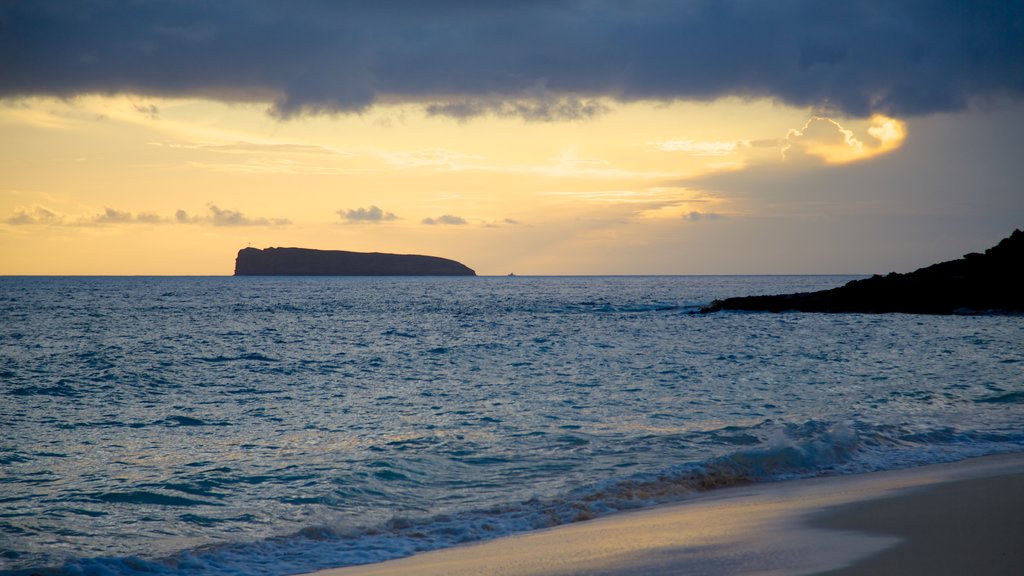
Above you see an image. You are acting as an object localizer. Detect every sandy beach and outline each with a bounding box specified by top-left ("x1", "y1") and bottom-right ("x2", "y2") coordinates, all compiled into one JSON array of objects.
[{"x1": 304, "y1": 452, "x2": 1024, "y2": 576}]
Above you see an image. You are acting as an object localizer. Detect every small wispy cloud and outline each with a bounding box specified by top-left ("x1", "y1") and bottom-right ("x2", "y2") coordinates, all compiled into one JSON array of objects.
[
  {"x1": 92, "y1": 207, "x2": 163, "y2": 224},
  {"x1": 483, "y1": 218, "x2": 526, "y2": 228},
  {"x1": 150, "y1": 140, "x2": 359, "y2": 175},
  {"x1": 743, "y1": 138, "x2": 782, "y2": 149},
  {"x1": 338, "y1": 205, "x2": 398, "y2": 223},
  {"x1": 177, "y1": 204, "x2": 290, "y2": 226},
  {"x1": 4, "y1": 206, "x2": 63, "y2": 225},
  {"x1": 5, "y1": 206, "x2": 163, "y2": 226},
  {"x1": 133, "y1": 103, "x2": 159, "y2": 119},
  {"x1": 5, "y1": 204, "x2": 290, "y2": 227},
  {"x1": 682, "y1": 210, "x2": 724, "y2": 221},
  {"x1": 422, "y1": 214, "x2": 467, "y2": 225}
]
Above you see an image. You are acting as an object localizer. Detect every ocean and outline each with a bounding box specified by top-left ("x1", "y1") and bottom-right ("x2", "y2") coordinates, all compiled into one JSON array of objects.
[{"x1": 2, "y1": 276, "x2": 1022, "y2": 575}]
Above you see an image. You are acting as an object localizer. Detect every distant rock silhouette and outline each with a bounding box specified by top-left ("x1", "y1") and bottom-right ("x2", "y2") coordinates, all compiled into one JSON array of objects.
[
  {"x1": 234, "y1": 247, "x2": 476, "y2": 276},
  {"x1": 702, "y1": 229, "x2": 1024, "y2": 314}
]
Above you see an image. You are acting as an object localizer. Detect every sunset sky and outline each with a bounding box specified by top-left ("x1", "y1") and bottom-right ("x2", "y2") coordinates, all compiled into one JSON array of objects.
[{"x1": 2, "y1": 1, "x2": 1022, "y2": 275}]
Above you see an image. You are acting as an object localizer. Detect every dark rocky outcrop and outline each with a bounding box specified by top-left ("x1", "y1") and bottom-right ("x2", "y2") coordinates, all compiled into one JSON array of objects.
[
  {"x1": 234, "y1": 247, "x2": 476, "y2": 276},
  {"x1": 702, "y1": 230, "x2": 1024, "y2": 314}
]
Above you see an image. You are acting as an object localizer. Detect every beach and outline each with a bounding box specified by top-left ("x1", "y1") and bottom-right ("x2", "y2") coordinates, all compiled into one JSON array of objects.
[{"x1": 306, "y1": 452, "x2": 1024, "y2": 576}]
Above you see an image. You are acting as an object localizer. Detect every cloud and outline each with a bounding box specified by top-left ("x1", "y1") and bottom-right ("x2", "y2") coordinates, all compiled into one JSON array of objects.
[
  {"x1": 339, "y1": 205, "x2": 397, "y2": 223},
  {"x1": 5, "y1": 206, "x2": 164, "y2": 225},
  {"x1": 5, "y1": 204, "x2": 288, "y2": 227},
  {"x1": 151, "y1": 140, "x2": 359, "y2": 175},
  {"x1": 93, "y1": 207, "x2": 135, "y2": 223},
  {"x1": 784, "y1": 117, "x2": 863, "y2": 164},
  {"x1": 683, "y1": 211, "x2": 724, "y2": 221},
  {"x1": 2, "y1": 1, "x2": 1022, "y2": 119},
  {"x1": 177, "y1": 205, "x2": 290, "y2": 226},
  {"x1": 483, "y1": 218, "x2": 525, "y2": 228},
  {"x1": 91, "y1": 207, "x2": 163, "y2": 224},
  {"x1": 422, "y1": 214, "x2": 467, "y2": 225},
  {"x1": 783, "y1": 115, "x2": 906, "y2": 164},
  {"x1": 425, "y1": 96, "x2": 608, "y2": 122},
  {"x1": 4, "y1": 206, "x2": 63, "y2": 225},
  {"x1": 675, "y1": 103, "x2": 1024, "y2": 221},
  {"x1": 133, "y1": 103, "x2": 159, "y2": 119},
  {"x1": 745, "y1": 139, "x2": 783, "y2": 149}
]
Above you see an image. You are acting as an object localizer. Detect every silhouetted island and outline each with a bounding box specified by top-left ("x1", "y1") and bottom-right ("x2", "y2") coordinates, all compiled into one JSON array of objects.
[
  {"x1": 234, "y1": 247, "x2": 476, "y2": 276},
  {"x1": 702, "y1": 229, "x2": 1023, "y2": 314}
]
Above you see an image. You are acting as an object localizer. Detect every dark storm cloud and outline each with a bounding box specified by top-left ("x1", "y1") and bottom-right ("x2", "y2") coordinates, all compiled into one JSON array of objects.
[{"x1": 2, "y1": 1, "x2": 1022, "y2": 118}]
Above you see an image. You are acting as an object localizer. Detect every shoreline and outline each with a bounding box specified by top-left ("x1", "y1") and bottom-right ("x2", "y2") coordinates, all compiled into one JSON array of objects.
[{"x1": 303, "y1": 452, "x2": 1024, "y2": 576}]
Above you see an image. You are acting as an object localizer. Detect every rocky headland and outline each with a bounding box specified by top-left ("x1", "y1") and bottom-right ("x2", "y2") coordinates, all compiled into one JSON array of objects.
[
  {"x1": 702, "y1": 229, "x2": 1023, "y2": 314},
  {"x1": 234, "y1": 247, "x2": 476, "y2": 276}
]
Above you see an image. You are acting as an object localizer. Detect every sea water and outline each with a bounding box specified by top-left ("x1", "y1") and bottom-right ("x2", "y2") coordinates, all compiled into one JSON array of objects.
[{"x1": 2, "y1": 276, "x2": 1022, "y2": 575}]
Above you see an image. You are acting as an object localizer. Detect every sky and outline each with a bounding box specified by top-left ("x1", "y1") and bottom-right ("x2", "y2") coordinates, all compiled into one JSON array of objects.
[{"x1": 1, "y1": 1, "x2": 1022, "y2": 275}]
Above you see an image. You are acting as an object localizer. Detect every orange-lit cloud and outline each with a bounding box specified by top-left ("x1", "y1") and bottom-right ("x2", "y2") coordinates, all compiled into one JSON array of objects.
[{"x1": 783, "y1": 115, "x2": 906, "y2": 164}]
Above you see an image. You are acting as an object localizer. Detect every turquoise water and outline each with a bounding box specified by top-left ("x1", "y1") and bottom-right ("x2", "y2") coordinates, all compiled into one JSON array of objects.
[{"x1": 2, "y1": 276, "x2": 1022, "y2": 574}]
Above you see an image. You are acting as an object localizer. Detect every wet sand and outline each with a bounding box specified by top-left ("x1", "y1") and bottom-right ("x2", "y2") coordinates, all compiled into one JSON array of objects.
[
  {"x1": 303, "y1": 453, "x2": 1024, "y2": 576},
  {"x1": 809, "y1": 468, "x2": 1024, "y2": 575}
]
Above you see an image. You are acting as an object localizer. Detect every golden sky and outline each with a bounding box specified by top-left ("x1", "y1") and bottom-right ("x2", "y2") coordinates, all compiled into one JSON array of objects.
[{"x1": 1, "y1": 96, "x2": 932, "y2": 275}]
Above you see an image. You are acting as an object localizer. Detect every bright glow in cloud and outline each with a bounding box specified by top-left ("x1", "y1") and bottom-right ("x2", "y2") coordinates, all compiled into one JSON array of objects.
[
  {"x1": 866, "y1": 116, "x2": 908, "y2": 153},
  {"x1": 783, "y1": 115, "x2": 906, "y2": 164}
]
